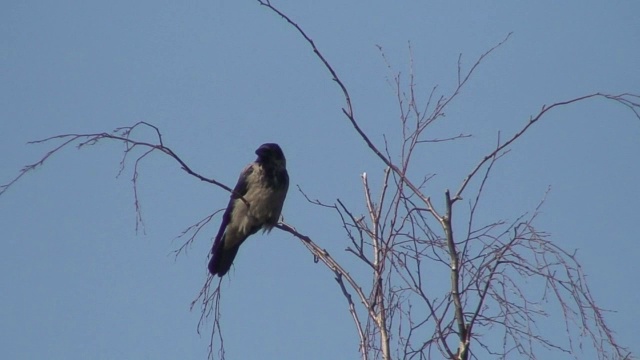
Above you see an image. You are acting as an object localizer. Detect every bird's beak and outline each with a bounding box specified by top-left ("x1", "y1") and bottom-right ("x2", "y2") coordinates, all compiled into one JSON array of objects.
[{"x1": 255, "y1": 146, "x2": 268, "y2": 157}]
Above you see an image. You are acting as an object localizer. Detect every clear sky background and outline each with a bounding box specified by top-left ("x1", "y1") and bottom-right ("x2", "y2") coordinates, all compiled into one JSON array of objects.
[{"x1": 1, "y1": 1, "x2": 639, "y2": 359}]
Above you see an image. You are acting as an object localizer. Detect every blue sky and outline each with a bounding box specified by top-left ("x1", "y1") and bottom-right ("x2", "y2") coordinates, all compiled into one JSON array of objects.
[{"x1": 1, "y1": 1, "x2": 639, "y2": 359}]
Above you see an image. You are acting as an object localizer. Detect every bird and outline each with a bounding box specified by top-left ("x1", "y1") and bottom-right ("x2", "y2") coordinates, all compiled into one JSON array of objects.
[{"x1": 208, "y1": 143, "x2": 289, "y2": 277}]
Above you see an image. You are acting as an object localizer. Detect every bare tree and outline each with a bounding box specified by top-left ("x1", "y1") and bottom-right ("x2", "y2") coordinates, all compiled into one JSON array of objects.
[
  {"x1": 253, "y1": 3, "x2": 637, "y2": 359},
  {"x1": 2, "y1": 1, "x2": 638, "y2": 360}
]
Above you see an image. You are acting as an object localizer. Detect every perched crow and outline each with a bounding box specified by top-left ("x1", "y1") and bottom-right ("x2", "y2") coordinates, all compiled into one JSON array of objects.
[{"x1": 208, "y1": 143, "x2": 289, "y2": 277}]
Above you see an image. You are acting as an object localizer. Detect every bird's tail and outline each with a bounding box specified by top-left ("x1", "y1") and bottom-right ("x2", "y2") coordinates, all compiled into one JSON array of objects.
[{"x1": 208, "y1": 235, "x2": 242, "y2": 277}]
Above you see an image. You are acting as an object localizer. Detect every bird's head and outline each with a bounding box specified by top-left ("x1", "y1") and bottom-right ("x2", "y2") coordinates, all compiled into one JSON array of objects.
[{"x1": 255, "y1": 143, "x2": 286, "y2": 167}]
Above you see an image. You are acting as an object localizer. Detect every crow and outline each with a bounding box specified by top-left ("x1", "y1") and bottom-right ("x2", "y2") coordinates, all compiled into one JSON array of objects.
[{"x1": 208, "y1": 143, "x2": 289, "y2": 277}]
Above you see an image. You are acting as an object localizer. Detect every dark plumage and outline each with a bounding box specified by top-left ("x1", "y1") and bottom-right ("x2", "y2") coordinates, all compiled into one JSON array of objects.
[{"x1": 208, "y1": 143, "x2": 289, "y2": 277}]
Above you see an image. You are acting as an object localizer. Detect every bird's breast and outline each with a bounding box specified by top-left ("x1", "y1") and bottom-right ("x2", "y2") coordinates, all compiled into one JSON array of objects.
[
  {"x1": 229, "y1": 167, "x2": 287, "y2": 236},
  {"x1": 242, "y1": 184, "x2": 284, "y2": 224}
]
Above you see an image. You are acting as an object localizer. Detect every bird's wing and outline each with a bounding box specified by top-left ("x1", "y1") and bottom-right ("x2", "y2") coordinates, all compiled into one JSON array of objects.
[
  {"x1": 268, "y1": 169, "x2": 289, "y2": 226},
  {"x1": 210, "y1": 164, "x2": 254, "y2": 254}
]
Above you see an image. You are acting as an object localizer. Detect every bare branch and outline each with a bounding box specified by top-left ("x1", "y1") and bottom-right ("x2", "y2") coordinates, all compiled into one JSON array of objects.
[
  {"x1": 172, "y1": 210, "x2": 222, "y2": 259},
  {"x1": 335, "y1": 273, "x2": 369, "y2": 360},
  {"x1": 276, "y1": 222, "x2": 378, "y2": 360},
  {"x1": 453, "y1": 93, "x2": 640, "y2": 202},
  {"x1": 416, "y1": 133, "x2": 472, "y2": 143},
  {"x1": 191, "y1": 275, "x2": 226, "y2": 360},
  {"x1": 1, "y1": 122, "x2": 239, "y2": 200}
]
